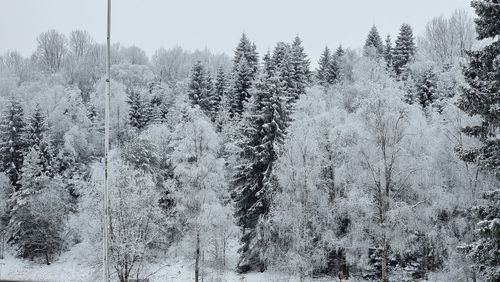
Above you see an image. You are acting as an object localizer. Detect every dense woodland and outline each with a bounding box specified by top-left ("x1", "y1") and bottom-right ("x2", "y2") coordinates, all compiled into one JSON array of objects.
[{"x1": 0, "y1": 1, "x2": 499, "y2": 281}]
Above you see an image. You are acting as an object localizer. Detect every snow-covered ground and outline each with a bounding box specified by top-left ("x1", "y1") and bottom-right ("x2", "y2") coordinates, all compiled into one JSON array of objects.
[{"x1": 0, "y1": 243, "x2": 340, "y2": 282}]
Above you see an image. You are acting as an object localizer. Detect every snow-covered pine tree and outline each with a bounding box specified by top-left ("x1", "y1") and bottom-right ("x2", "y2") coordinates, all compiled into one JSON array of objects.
[
  {"x1": 336, "y1": 44, "x2": 345, "y2": 58},
  {"x1": 457, "y1": 1, "x2": 500, "y2": 280},
  {"x1": 233, "y1": 33, "x2": 259, "y2": 78},
  {"x1": 126, "y1": 88, "x2": 149, "y2": 130},
  {"x1": 188, "y1": 60, "x2": 206, "y2": 107},
  {"x1": 392, "y1": 24, "x2": 416, "y2": 77},
  {"x1": 26, "y1": 105, "x2": 53, "y2": 177},
  {"x1": 200, "y1": 71, "x2": 219, "y2": 121},
  {"x1": 0, "y1": 99, "x2": 27, "y2": 191},
  {"x1": 271, "y1": 42, "x2": 296, "y2": 113},
  {"x1": 233, "y1": 72, "x2": 286, "y2": 273},
  {"x1": 416, "y1": 68, "x2": 437, "y2": 109},
  {"x1": 230, "y1": 34, "x2": 259, "y2": 116},
  {"x1": 384, "y1": 35, "x2": 393, "y2": 68},
  {"x1": 8, "y1": 147, "x2": 65, "y2": 264},
  {"x1": 364, "y1": 25, "x2": 384, "y2": 56},
  {"x1": 230, "y1": 57, "x2": 254, "y2": 116},
  {"x1": 214, "y1": 67, "x2": 228, "y2": 113},
  {"x1": 290, "y1": 35, "x2": 311, "y2": 97},
  {"x1": 316, "y1": 46, "x2": 332, "y2": 87},
  {"x1": 262, "y1": 50, "x2": 274, "y2": 78},
  {"x1": 326, "y1": 54, "x2": 340, "y2": 85}
]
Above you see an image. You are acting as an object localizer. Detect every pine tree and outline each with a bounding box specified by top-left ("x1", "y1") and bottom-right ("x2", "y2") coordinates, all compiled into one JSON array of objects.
[
  {"x1": 230, "y1": 57, "x2": 254, "y2": 116},
  {"x1": 200, "y1": 72, "x2": 218, "y2": 120},
  {"x1": 326, "y1": 55, "x2": 340, "y2": 85},
  {"x1": 336, "y1": 44, "x2": 345, "y2": 58},
  {"x1": 8, "y1": 147, "x2": 64, "y2": 264},
  {"x1": 457, "y1": 1, "x2": 500, "y2": 280},
  {"x1": 188, "y1": 60, "x2": 206, "y2": 107},
  {"x1": 271, "y1": 42, "x2": 295, "y2": 98},
  {"x1": 233, "y1": 33, "x2": 259, "y2": 78},
  {"x1": 230, "y1": 34, "x2": 259, "y2": 116},
  {"x1": 416, "y1": 69, "x2": 437, "y2": 109},
  {"x1": 26, "y1": 105, "x2": 53, "y2": 177},
  {"x1": 290, "y1": 36, "x2": 311, "y2": 97},
  {"x1": 262, "y1": 51, "x2": 274, "y2": 78},
  {"x1": 0, "y1": 99, "x2": 26, "y2": 191},
  {"x1": 364, "y1": 25, "x2": 384, "y2": 56},
  {"x1": 214, "y1": 67, "x2": 228, "y2": 115},
  {"x1": 233, "y1": 72, "x2": 287, "y2": 273},
  {"x1": 126, "y1": 88, "x2": 148, "y2": 130},
  {"x1": 384, "y1": 35, "x2": 393, "y2": 68},
  {"x1": 393, "y1": 24, "x2": 416, "y2": 77},
  {"x1": 316, "y1": 46, "x2": 332, "y2": 87}
]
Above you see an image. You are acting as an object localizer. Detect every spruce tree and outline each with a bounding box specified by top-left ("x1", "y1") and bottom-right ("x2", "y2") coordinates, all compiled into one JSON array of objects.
[
  {"x1": 230, "y1": 34, "x2": 259, "y2": 116},
  {"x1": 200, "y1": 72, "x2": 218, "y2": 120},
  {"x1": 214, "y1": 67, "x2": 228, "y2": 114},
  {"x1": 233, "y1": 33, "x2": 259, "y2": 78},
  {"x1": 457, "y1": 1, "x2": 500, "y2": 280},
  {"x1": 393, "y1": 24, "x2": 416, "y2": 77},
  {"x1": 416, "y1": 69, "x2": 437, "y2": 109},
  {"x1": 384, "y1": 35, "x2": 393, "y2": 68},
  {"x1": 233, "y1": 72, "x2": 286, "y2": 273},
  {"x1": 0, "y1": 99, "x2": 26, "y2": 191},
  {"x1": 8, "y1": 147, "x2": 63, "y2": 264},
  {"x1": 316, "y1": 46, "x2": 332, "y2": 87},
  {"x1": 230, "y1": 57, "x2": 254, "y2": 116},
  {"x1": 290, "y1": 36, "x2": 311, "y2": 96},
  {"x1": 126, "y1": 88, "x2": 148, "y2": 130},
  {"x1": 262, "y1": 51, "x2": 274, "y2": 78},
  {"x1": 336, "y1": 44, "x2": 345, "y2": 58},
  {"x1": 364, "y1": 25, "x2": 384, "y2": 56},
  {"x1": 26, "y1": 105, "x2": 53, "y2": 177},
  {"x1": 326, "y1": 55, "x2": 340, "y2": 85},
  {"x1": 188, "y1": 60, "x2": 206, "y2": 107}
]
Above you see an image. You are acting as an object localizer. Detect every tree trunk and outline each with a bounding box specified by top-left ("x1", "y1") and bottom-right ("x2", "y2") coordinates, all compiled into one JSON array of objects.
[
  {"x1": 45, "y1": 250, "x2": 50, "y2": 265},
  {"x1": 195, "y1": 231, "x2": 200, "y2": 282},
  {"x1": 381, "y1": 237, "x2": 388, "y2": 282}
]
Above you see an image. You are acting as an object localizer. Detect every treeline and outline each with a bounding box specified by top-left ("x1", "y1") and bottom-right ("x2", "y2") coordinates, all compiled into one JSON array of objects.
[{"x1": 0, "y1": 3, "x2": 499, "y2": 282}]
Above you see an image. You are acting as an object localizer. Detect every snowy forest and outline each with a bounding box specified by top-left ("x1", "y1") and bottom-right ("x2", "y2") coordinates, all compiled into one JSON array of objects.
[{"x1": 0, "y1": 1, "x2": 499, "y2": 282}]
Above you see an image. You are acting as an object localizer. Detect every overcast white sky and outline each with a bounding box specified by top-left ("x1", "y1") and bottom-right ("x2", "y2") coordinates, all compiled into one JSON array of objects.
[{"x1": 0, "y1": 0, "x2": 474, "y2": 64}]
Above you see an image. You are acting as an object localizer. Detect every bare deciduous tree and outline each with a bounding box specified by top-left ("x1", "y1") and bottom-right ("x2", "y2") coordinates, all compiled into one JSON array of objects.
[{"x1": 36, "y1": 29, "x2": 67, "y2": 73}]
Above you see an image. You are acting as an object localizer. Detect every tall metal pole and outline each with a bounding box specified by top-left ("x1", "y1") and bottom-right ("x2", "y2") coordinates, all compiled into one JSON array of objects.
[{"x1": 103, "y1": 0, "x2": 111, "y2": 281}]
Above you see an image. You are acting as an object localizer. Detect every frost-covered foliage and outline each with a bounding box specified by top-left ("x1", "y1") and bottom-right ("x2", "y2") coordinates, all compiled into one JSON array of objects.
[{"x1": 1, "y1": 11, "x2": 498, "y2": 282}]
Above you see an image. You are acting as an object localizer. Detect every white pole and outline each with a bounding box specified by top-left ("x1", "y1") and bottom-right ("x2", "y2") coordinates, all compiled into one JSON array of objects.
[{"x1": 103, "y1": 0, "x2": 111, "y2": 281}]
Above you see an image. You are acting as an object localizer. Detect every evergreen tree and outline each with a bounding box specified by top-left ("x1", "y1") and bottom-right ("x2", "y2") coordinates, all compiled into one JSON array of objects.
[
  {"x1": 200, "y1": 72, "x2": 218, "y2": 120},
  {"x1": 364, "y1": 25, "x2": 384, "y2": 56},
  {"x1": 0, "y1": 99, "x2": 26, "y2": 191},
  {"x1": 230, "y1": 57, "x2": 254, "y2": 116},
  {"x1": 233, "y1": 33, "x2": 259, "y2": 78},
  {"x1": 336, "y1": 44, "x2": 345, "y2": 58},
  {"x1": 384, "y1": 35, "x2": 393, "y2": 68},
  {"x1": 457, "y1": 1, "x2": 500, "y2": 280},
  {"x1": 188, "y1": 60, "x2": 206, "y2": 107},
  {"x1": 290, "y1": 36, "x2": 311, "y2": 96},
  {"x1": 316, "y1": 46, "x2": 332, "y2": 87},
  {"x1": 262, "y1": 50, "x2": 274, "y2": 78},
  {"x1": 316, "y1": 46, "x2": 340, "y2": 87},
  {"x1": 271, "y1": 42, "x2": 295, "y2": 100},
  {"x1": 416, "y1": 69, "x2": 437, "y2": 109},
  {"x1": 230, "y1": 34, "x2": 259, "y2": 116},
  {"x1": 233, "y1": 72, "x2": 287, "y2": 273},
  {"x1": 326, "y1": 55, "x2": 340, "y2": 85},
  {"x1": 393, "y1": 24, "x2": 416, "y2": 77},
  {"x1": 8, "y1": 147, "x2": 65, "y2": 264},
  {"x1": 26, "y1": 105, "x2": 53, "y2": 177},
  {"x1": 126, "y1": 88, "x2": 149, "y2": 130},
  {"x1": 214, "y1": 67, "x2": 228, "y2": 115}
]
